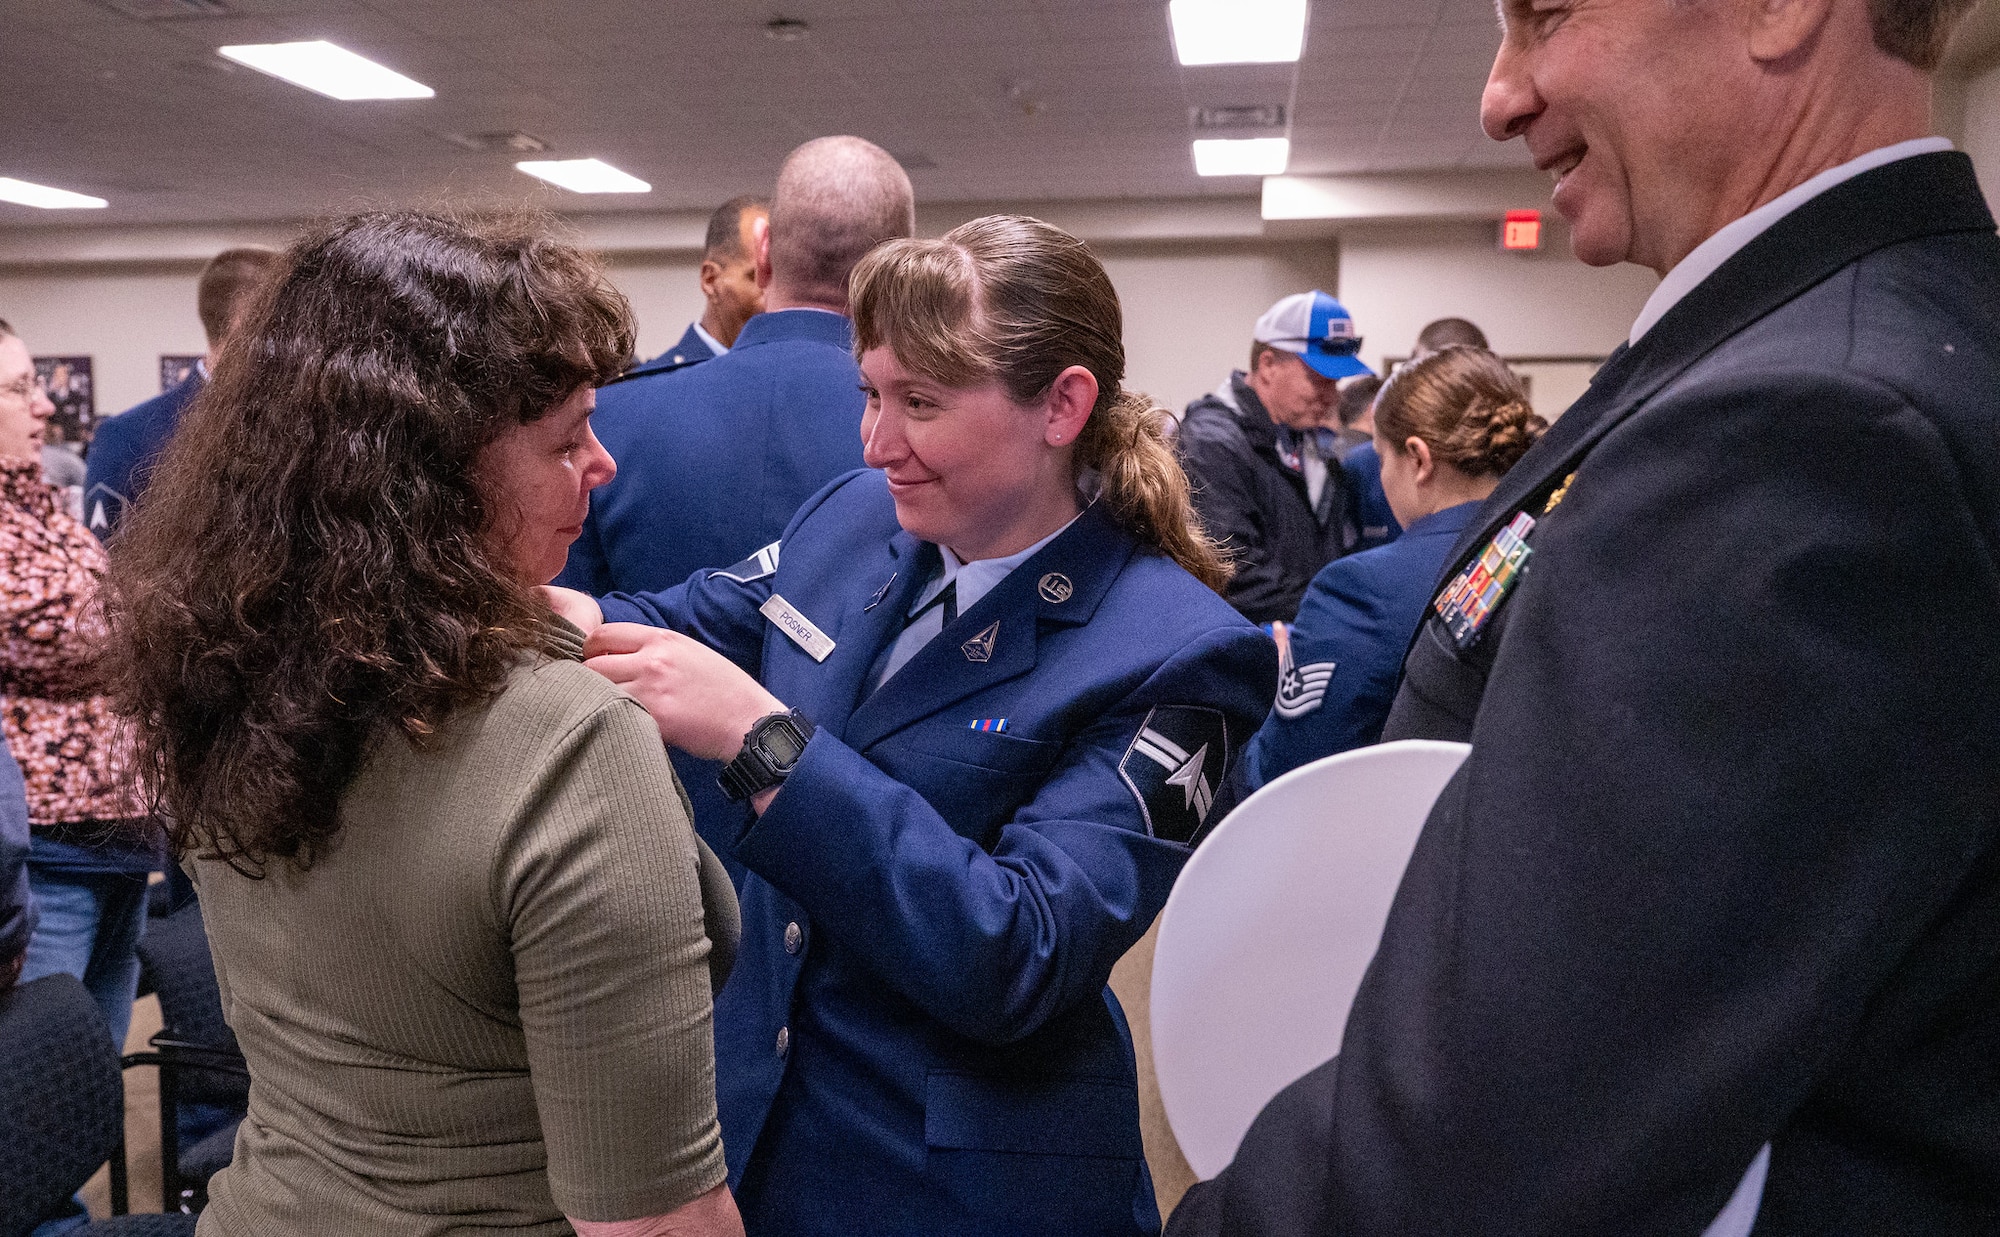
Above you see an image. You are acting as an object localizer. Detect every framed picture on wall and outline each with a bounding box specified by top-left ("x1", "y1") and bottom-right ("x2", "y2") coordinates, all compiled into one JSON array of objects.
[
  {"x1": 160, "y1": 354, "x2": 203, "y2": 392},
  {"x1": 32, "y1": 356, "x2": 95, "y2": 447}
]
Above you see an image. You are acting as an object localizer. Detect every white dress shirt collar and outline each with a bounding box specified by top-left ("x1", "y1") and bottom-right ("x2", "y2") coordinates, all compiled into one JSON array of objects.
[
  {"x1": 692, "y1": 320, "x2": 729, "y2": 357},
  {"x1": 1629, "y1": 137, "x2": 1952, "y2": 344},
  {"x1": 872, "y1": 514, "x2": 1081, "y2": 692}
]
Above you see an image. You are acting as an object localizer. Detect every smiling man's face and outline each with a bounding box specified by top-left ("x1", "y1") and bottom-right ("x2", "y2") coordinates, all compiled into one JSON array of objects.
[{"x1": 1481, "y1": 0, "x2": 1749, "y2": 273}]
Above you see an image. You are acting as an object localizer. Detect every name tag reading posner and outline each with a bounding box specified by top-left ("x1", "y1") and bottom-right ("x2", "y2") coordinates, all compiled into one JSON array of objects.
[{"x1": 760, "y1": 594, "x2": 836, "y2": 662}]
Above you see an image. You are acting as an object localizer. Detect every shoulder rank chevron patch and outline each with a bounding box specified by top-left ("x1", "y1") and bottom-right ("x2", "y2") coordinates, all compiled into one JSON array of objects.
[{"x1": 1118, "y1": 705, "x2": 1230, "y2": 846}]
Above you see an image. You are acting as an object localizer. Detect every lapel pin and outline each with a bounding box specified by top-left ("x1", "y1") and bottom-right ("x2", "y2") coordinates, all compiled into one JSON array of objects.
[
  {"x1": 961, "y1": 621, "x2": 1000, "y2": 663},
  {"x1": 1037, "y1": 572, "x2": 1073, "y2": 604},
  {"x1": 863, "y1": 571, "x2": 898, "y2": 611}
]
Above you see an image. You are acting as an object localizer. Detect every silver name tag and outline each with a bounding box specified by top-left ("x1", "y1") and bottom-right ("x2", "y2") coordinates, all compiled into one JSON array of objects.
[{"x1": 760, "y1": 593, "x2": 836, "y2": 662}]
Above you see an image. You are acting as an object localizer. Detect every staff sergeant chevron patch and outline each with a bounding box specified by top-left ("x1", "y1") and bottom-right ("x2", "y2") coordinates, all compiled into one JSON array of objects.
[
  {"x1": 1118, "y1": 705, "x2": 1230, "y2": 845},
  {"x1": 1271, "y1": 621, "x2": 1336, "y2": 719}
]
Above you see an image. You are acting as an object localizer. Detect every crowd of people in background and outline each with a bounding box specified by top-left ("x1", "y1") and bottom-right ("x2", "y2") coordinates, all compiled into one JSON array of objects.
[{"x1": 2, "y1": 0, "x2": 1997, "y2": 1229}]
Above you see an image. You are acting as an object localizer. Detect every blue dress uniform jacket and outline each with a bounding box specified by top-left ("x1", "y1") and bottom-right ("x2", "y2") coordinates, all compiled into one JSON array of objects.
[
  {"x1": 561, "y1": 308, "x2": 869, "y2": 856},
  {"x1": 1340, "y1": 441, "x2": 1401, "y2": 551},
  {"x1": 558, "y1": 308, "x2": 866, "y2": 597},
  {"x1": 1236, "y1": 500, "x2": 1473, "y2": 794},
  {"x1": 624, "y1": 321, "x2": 715, "y2": 380},
  {"x1": 1170, "y1": 151, "x2": 2000, "y2": 1236},
  {"x1": 603, "y1": 469, "x2": 1275, "y2": 1237},
  {"x1": 82, "y1": 372, "x2": 201, "y2": 538}
]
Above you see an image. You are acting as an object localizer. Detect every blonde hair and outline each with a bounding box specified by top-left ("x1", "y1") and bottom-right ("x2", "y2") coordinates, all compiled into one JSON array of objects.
[
  {"x1": 849, "y1": 214, "x2": 1230, "y2": 592},
  {"x1": 1376, "y1": 345, "x2": 1546, "y2": 477}
]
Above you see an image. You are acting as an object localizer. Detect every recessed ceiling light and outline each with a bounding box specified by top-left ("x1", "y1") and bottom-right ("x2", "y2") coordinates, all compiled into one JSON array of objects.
[
  {"x1": 217, "y1": 40, "x2": 434, "y2": 100},
  {"x1": 1169, "y1": 0, "x2": 1308, "y2": 66},
  {"x1": 1192, "y1": 137, "x2": 1290, "y2": 177},
  {"x1": 0, "y1": 178, "x2": 109, "y2": 209},
  {"x1": 515, "y1": 158, "x2": 652, "y2": 195}
]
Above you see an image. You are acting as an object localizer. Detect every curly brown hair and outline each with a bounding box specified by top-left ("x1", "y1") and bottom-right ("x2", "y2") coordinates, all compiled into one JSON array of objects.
[{"x1": 101, "y1": 211, "x2": 633, "y2": 873}]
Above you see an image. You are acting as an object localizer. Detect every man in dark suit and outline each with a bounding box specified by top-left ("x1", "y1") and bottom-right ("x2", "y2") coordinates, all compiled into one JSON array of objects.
[
  {"x1": 83, "y1": 246, "x2": 278, "y2": 538},
  {"x1": 626, "y1": 195, "x2": 769, "y2": 380},
  {"x1": 1172, "y1": 0, "x2": 1997, "y2": 1233}
]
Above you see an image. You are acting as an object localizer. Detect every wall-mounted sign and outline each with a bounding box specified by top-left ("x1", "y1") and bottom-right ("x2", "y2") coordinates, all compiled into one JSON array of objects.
[
  {"x1": 160, "y1": 354, "x2": 203, "y2": 393},
  {"x1": 1501, "y1": 209, "x2": 1542, "y2": 251},
  {"x1": 32, "y1": 356, "x2": 94, "y2": 447}
]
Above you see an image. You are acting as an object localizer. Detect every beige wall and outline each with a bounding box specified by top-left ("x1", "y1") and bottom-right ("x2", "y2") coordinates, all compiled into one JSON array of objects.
[
  {"x1": 1962, "y1": 60, "x2": 2000, "y2": 204},
  {"x1": 0, "y1": 219, "x2": 1651, "y2": 424},
  {"x1": 1099, "y1": 239, "x2": 1339, "y2": 413},
  {"x1": 0, "y1": 235, "x2": 1342, "y2": 420},
  {"x1": 1337, "y1": 219, "x2": 1659, "y2": 375},
  {"x1": 0, "y1": 264, "x2": 213, "y2": 418}
]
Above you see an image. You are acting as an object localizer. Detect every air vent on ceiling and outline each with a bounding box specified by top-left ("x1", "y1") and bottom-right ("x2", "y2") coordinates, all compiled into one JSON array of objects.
[
  {"x1": 894, "y1": 153, "x2": 938, "y2": 171},
  {"x1": 1190, "y1": 104, "x2": 1286, "y2": 131},
  {"x1": 95, "y1": 0, "x2": 230, "y2": 19},
  {"x1": 444, "y1": 131, "x2": 554, "y2": 154}
]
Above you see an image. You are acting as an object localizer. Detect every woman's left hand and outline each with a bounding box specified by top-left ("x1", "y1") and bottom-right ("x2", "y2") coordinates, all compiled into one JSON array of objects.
[{"x1": 584, "y1": 623, "x2": 784, "y2": 764}]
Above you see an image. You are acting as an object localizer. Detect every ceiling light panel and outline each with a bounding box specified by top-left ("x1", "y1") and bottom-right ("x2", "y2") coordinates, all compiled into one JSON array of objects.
[
  {"x1": 515, "y1": 159, "x2": 651, "y2": 195},
  {"x1": 217, "y1": 41, "x2": 434, "y2": 100},
  {"x1": 0, "y1": 178, "x2": 109, "y2": 209},
  {"x1": 1170, "y1": 0, "x2": 1308, "y2": 66},
  {"x1": 1192, "y1": 138, "x2": 1290, "y2": 177}
]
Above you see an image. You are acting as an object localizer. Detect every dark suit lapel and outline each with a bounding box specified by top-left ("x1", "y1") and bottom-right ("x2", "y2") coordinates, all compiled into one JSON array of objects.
[
  {"x1": 844, "y1": 505, "x2": 1134, "y2": 751},
  {"x1": 1432, "y1": 151, "x2": 1995, "y2": 594}
]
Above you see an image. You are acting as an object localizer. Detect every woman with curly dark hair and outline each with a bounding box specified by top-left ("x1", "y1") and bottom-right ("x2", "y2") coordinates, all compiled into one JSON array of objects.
[{"x1": 102, "y1": 211, "x2": 743, "y2": 1237}]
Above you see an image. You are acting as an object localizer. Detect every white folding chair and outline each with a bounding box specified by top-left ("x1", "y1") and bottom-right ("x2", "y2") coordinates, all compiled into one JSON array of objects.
[{"x1": 1149, "y1": 739, "x2": 1470, "y2": 1180}]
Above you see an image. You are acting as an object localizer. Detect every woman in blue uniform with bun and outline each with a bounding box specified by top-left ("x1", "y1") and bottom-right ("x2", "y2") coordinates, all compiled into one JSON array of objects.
[
  {"x1": 551, "y1": 215, "x2": 1274, "y2": 1236},
  {"x1": 1238, "y1": 346, "x2": 1546, "y2": 792}
]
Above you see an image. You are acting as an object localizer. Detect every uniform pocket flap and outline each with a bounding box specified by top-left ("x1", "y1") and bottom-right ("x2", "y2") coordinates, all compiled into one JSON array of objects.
[{"x1": 924, "y1": 1070, "x2": 1142, "y2": 1160}]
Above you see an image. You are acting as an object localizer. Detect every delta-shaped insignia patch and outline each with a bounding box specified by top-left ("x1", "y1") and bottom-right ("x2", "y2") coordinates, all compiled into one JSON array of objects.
[
  {"x1": 709, "y1": 539, "x2": 782, "y2": 584},
  {"x1": 1271, "y1": 621, "x2": 1335, "y2": 719},
  {"x1": 1118, "y1": 705, "x2": 1229, "y2": 846}
]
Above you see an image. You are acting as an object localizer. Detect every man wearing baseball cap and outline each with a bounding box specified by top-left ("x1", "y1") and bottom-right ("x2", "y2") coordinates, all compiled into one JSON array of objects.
[{"x1": 1179, "y1": 290, "x2": 1375, "y2": 623}]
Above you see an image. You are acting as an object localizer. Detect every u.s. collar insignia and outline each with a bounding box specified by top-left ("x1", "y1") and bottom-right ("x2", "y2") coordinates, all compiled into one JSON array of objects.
[
  {"x1": 1118, "y1": 705, "x2": 1229, "y2": 846},
  {"x1": 863, "y1": 571, "x2": 898, "y2": 611},
  {"x1": 961, "y1": 620, "x2": 1000, "y2": 662},
  {"x1": 1037, "y1": 572, "x2": 1073, "y2": 604},
  {"x1": 1271, "y1": 622, "x2": 1335, "y2": 719}
]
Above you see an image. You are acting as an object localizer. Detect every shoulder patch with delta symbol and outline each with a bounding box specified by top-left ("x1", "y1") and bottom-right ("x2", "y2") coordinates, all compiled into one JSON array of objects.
[{"x1": 1118, "y1": 705, "x2": 1230, "y2": 846}]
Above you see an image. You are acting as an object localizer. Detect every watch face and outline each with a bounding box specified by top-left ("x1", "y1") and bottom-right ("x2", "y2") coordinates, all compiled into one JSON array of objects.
[{"x1": 762, "y1": 721, "x2": 807, "y2": 768}]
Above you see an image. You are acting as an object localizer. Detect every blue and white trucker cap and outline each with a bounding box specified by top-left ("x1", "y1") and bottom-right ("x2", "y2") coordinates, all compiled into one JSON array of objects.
[{"x1": 1254, "y1": 291, "x2": 1374, "y2": 381}]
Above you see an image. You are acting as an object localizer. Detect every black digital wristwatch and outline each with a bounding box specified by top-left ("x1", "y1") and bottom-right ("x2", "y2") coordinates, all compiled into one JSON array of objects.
[{"x1": 717, "y1": 708, "x2": 817, "y2": 802}]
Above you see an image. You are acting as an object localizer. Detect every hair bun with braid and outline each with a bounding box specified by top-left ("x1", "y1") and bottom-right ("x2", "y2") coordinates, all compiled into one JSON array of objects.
[{"x1": 1374, "y1": 345, "x2": 1547, "y2": 479}]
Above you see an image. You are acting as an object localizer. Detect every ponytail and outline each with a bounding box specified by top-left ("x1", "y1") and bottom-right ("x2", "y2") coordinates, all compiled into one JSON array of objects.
[{"x1": 1076, "y1": 391, "x2": 1232, "y2": 593}]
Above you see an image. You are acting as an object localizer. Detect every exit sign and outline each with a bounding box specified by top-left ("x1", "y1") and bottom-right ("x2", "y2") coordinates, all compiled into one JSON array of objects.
[{"x1": 1501, "y1": 209, "x2": 1542, "y2": 251}]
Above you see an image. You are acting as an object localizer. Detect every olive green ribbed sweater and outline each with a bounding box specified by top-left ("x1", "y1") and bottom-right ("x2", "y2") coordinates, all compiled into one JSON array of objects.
[{"x1": 191, "y1": 647, "x2": 726, "y2": 1235}]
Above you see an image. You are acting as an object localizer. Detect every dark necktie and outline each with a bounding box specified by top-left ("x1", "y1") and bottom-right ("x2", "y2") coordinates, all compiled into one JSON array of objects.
[{"x1": 905, "y1": 578, "x2": 958, "y2": 630}]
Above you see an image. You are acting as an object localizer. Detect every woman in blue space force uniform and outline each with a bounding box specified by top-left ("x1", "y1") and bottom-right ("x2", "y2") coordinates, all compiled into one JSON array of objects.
[
  {"x1": 1236, "y1": 346, "x2": 1546, "y2": 794},
  {"x1": 548, "y1": 215, "x2": 1275, "y2": 1237}
]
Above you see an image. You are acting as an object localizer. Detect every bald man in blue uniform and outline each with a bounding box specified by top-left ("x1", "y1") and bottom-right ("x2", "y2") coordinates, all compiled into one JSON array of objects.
[{"x1": 559, "y1": 138, "x2": 915, "y2": 846}]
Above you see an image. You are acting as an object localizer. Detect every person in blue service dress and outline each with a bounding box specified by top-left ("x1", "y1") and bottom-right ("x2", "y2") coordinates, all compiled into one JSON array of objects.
[
  {"x1": 1235, "y1": 346, "x2": 1545, "y2": 794},
  {"x1": 549, "y1": 215, "x2": 1276, "y2": 1237}
]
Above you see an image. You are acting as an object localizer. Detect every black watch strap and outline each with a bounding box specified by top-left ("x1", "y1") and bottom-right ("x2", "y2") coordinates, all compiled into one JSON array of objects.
[{"x1": 717, "y1": 709, "x2": 816, "y2": 802}]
